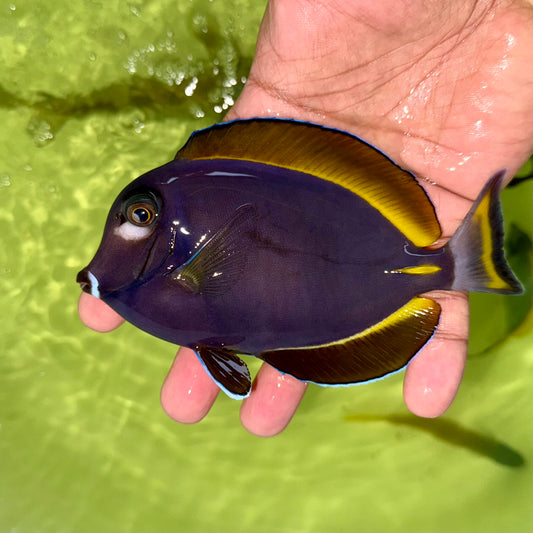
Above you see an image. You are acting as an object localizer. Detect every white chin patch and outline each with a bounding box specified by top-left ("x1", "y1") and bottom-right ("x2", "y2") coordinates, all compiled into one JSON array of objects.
[
  {"x1": 88, "y1": 271, "x2": 100, "y2": 299},
  {"x1": 114, "y1": 222, "x2": 151, "y2": 241}
]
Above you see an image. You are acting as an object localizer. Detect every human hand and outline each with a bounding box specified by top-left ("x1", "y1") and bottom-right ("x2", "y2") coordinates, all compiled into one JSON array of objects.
[{"x1": 79, "y1": 0, "x2": 533, "y2": 436}]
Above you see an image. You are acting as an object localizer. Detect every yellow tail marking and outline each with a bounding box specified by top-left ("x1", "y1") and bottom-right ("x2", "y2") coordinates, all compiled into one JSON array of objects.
[{"x1": 475, "y1": 193, "x2": 509, "y2": 289}]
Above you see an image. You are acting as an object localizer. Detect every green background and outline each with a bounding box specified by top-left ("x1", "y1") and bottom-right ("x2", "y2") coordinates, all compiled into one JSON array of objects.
[{"x1": 0, "y1": 1, "x2": 531, "y2": 531}]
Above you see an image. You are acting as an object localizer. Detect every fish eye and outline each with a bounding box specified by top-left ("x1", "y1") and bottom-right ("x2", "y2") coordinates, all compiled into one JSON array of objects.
[{"x1": 124, "y1": 194, "x2": 159, "y2": 227}]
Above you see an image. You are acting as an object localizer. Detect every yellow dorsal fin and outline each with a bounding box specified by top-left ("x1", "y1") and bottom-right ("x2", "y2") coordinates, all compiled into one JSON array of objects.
[
  {"x1": 176, "y1": 119, "x2": 441, "y2": 247},
  {"x1": 257, "y1": 297, "x2": 441, "y2": 385}
]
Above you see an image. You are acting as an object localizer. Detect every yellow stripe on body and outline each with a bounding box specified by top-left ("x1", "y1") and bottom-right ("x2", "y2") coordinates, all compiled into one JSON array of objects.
[
  {"x1": 257, "y1": 297, "x2": 441, "y2": 385},
  {"x1": 274, "y1": 297, "x2": 439, "y2": 351},
  {"x1": 385, "y1": 265, "x2": 442, "y2": 275},
  {"x1": 176, "y1": 120, "x2": 442, "y2": 248}
]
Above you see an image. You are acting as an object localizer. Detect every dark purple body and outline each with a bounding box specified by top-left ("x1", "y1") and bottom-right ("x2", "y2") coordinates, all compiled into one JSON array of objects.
[{"x1": 98, "y1": 158, "x2": 454, "y2": 354}]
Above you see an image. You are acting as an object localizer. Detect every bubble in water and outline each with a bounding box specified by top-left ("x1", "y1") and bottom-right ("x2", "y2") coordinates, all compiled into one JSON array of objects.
[
  {"x1": 117, "y1": 30, "x2": 128, "y2": 44},
  {"x1": 192, "y1": 13, "x2": 208, "y2": 34},
  {"x1": 184, "y1": 77, "x2": 198, "y2": 97},
  {"x1": 119, "y1": 110, "x2": 146, "y2": 134},
  {"x1": 27, "y1": 118, "x2": 54, "y2": 147},
  {"x1": 189, "y1": 104, "x2": 205, "y2": 119}
]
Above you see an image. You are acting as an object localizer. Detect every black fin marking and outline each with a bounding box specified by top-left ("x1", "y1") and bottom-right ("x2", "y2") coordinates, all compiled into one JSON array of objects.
[
  {"x1": 169, "y1": 203, "x2": 257, "y2": 296},
  {"x1": 258, "y1": 297, "x2": 441, "y2": 385},
  {"x1": 449, "y1": 170, "x2": 523, "y2": 294},
  {"x1": 194, "y1": 345, "x2": 251, "y2": 399}
]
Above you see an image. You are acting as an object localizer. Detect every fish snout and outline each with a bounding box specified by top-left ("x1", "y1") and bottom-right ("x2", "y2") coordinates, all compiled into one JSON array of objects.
[
  {"x1": 77, "y1": 269, "x2": 101, "y2": 298},
  {"x1": 77, "y1": 269, "x2": 91, "y2": 293}
]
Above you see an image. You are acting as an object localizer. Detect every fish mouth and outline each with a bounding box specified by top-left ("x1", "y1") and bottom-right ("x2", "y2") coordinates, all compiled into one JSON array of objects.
[
  {"x1": 76, "y1": 269, "x2": 101, "y2": 299},
  {"x1": 76, "y1": 228, "x2": 175, "y2": 299}
]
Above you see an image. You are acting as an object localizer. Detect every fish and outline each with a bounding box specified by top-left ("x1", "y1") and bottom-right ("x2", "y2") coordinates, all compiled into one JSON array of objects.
[{"x1": 77, "y1": 118, "x2": 523, "y2": 399}]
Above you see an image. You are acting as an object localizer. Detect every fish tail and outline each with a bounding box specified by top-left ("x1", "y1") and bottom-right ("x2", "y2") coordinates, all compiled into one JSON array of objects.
[{"x1": 449, "y1": 170, "x2": 523, "y2": 294}]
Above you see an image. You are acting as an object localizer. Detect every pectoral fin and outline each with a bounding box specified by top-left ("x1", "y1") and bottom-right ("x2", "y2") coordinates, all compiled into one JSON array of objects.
[
  {"x1": 194, "y1": 345, "x2": 252, "y2": 399},
  {"x1": 169, "y1": 203, "x2": 256, "y2": 296},
  {"x1": 258, "y1": 297, "x2": 441, "y2": 385}
]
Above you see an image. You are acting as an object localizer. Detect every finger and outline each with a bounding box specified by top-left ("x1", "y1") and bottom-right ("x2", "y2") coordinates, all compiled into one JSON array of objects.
[
  {"x1": 403, "y1": 290, "x2": 469, "y2": 418},
  {"x1": 78, "y1": 292, "x2": 125, "y2": 332},
  {"x1": 240, "y1": 363, "x2": 308, "y2": 437},
  {"x1": 160, "y1": 346, "x2": 219, "y2": 424}
]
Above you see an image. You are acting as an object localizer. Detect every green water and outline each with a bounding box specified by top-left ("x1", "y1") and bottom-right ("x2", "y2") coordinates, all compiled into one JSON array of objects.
[{"x1": 1, "y1": 1, "x2": 532, "y2": 532}]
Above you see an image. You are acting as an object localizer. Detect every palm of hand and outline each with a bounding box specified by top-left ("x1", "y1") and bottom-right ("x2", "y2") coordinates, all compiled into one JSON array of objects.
[{"x1": 79, "y1": 0, "x2": 532, "y2": 436}]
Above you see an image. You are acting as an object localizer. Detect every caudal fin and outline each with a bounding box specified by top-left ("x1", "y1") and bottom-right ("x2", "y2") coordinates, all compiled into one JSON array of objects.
[{"x1": 449, "y1": 170, "x2": 523, "y2": 294}]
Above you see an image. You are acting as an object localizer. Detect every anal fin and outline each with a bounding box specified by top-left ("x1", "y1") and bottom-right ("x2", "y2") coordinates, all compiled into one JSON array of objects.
[{"x1": 258, "y1": 297, "x2": 441, "y2": 385}]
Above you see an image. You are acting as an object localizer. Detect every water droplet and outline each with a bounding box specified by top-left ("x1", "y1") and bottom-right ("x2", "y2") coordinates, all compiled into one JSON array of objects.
[{"x1": 0, "y1": 175, "x2": 11, "y2": 187}]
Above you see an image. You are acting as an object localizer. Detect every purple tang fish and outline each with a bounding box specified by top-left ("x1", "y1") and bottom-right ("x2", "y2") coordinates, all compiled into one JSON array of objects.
[{"x1": 77, "y1": 119, "x2": 522, "y2": 399}]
